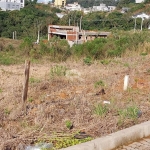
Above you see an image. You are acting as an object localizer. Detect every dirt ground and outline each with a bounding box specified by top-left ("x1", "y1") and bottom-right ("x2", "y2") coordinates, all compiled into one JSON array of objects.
[{"x1": 0, "y1": 55, "x2": 150, "y2": 149}]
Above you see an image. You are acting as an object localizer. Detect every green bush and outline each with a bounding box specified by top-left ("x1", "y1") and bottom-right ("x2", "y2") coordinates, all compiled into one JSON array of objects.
[
  {"x1": 94, "y1": 80, "x2": 105, "y2": 88},
  {"x1": 0, "y1": 56, "x2": 15, "y2": 65},
  {"x1": 83, "y1": 57, "x2": 92, "y2": 65},
  {"x1": 118, "y1": 105, "x2": 139, "y2": 126},
  {"x1": 50, "y1": 65, "x2": 67, "y2": 77},
  {"x1": 49, "y1": 37, "x2": 70, "y2": 62},
  {"x1": 65, "y1": 120, "x2": 73, "y2": 129},
  {"x1": 5, "y1": 44, "x2": 14, "y2": 51},
  {"x1": 50, "y1": 137, "x2": 92, "y2": 149},
  {"x1": 93, "y1": 103, "x2": 108, "y2": 116}
]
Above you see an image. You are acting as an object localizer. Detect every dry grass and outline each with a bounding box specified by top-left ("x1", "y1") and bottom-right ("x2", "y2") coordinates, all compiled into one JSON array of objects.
[{"x1": 0, "y1": 54, "x2": 150, "y2": 149}]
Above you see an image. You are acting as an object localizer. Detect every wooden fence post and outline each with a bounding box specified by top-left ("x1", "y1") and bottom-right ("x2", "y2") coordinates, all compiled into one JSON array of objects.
[{"x1": 22, "y1": 60, "x2": 30, "y2": 114}]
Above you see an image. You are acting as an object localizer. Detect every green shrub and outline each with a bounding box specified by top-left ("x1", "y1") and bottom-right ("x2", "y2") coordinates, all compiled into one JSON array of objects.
[
  {"x1": 65, "y1": 120, "x2": 72, "y2": 129},
  {"x1": 83, "y1": 57, "x2": 92, "y2": 65},
  {"x1": 28, "y1": 97, "x2": 33, "y2": 102},
  {"x1": 29, "y1": 77, "x2": 41, "y2": 84},
  {"x1": 40, "y1": 42, "x2": 49, "y2": 54},
  {"x1": 0, "y1": 56, "x2": 15, "y2": 65},
  {"x1": 93, "y1": 103, "x2": 108, "y2": 116},
  {"x1": 4, "y1": 108, "x2": 11, "y2": 115},
  {"x1": 94, "y1": 80, "x2": 105, "y2": 88},
  {"x1": 5, "y1": 44, "x2": 14, "y2": 51},
  {"x1": 29, "y1": 49, "x2": 42, "y2": 59},
  {"x1": 50, "y1": 137, "x2": 92, "y2": 149},
  {"x1": 100, "y1": 59, "x2": 111, "y2": 65},
  {"x1": 50, "y1": 65, "x2": 67, "y2": 77},
  {"x1": 49, "y1": 37, "x2": 70, "y2": 62},
  {"x1": 118, "y1": 105, "x2": 139, "y2": 126},
  {"x1": 20, "y1": 37, "x2": 33, "y2": 55}
]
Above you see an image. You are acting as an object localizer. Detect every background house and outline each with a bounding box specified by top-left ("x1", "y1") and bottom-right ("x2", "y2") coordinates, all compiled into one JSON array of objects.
[
  {"x1": 54, "y1": 0, "x2": 66, "y2": 7},
  {"x1": 135, "y1": 0, "x2": 145, "y2": 3},
  {"x1": 93, "y1": 3, "x2": 116, "y2": 12},
  {"x1": 0, "y1": 0, "x2": 24, "y2": 11},
  {"x1": 65, "y1": 2, "x2": 81, "y2": 11}
]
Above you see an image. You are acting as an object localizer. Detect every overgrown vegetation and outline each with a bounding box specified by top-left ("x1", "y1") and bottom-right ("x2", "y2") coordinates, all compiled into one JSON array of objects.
[
  {"x1": 49, "y1": 136, "x2": 92, "y2": 149},
  {"x1": 1, "y1": 1, "x2": 150, "y2": 40},
  {"x1": 1, "y1": 31, "x2": 150, "y2": 65},
  {"x1": 50, "y1": 65, "x2": 68, "y2": 77},
  {"x1": 93, "y1": 103, "x2": 109, "y2": 116},
  {"x1": 118, "y1": 105, "x2": 140, "y2": 126},
  {"x1": 0, "y1": 3, "x2": 59, "y2": 39}
]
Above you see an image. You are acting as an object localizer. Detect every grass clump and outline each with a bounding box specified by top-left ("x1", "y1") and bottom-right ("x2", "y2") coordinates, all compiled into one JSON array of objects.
[
  {"x1": 100, "y1": 59, "x2": 111, "y2": 65},
  {"x1": 28, "y1": 97, "x2": 34, "y2": 103},
  {"x1": 50, "y1": 137, "x2": 92, "y2": 149},
  {"x1": 93, "y1": 103, "x2": 109, "y2": 117},
  {"x1": 94, "y1": 80, "x2": 105, "y2": 88},
  {"x1": 118, "y1": 105, "x2": 140, "y2": 126},
  {"x1": 29, "y1": 77, "x2": 41, "y2": 84},
  {"x1": 50, "y1": 65, "x2": 67, "y2": 77},
  {"x1": 0, "y1": 55, "x2": 15, "y2": 65},
  {"x1": 65, "y1": 120, "x2": 73, "y2": 130},
  {"x1": 83, "y1": 57, "x2": 92, "y2": 66},
  {"x1": 4, "y1": 108, "x2": 11, "y2": 115}
]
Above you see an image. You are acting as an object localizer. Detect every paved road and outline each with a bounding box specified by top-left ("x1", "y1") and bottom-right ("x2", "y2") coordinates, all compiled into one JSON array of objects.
[{"x1": 115, "y1": 137, "x2": 150, "y2": 150}]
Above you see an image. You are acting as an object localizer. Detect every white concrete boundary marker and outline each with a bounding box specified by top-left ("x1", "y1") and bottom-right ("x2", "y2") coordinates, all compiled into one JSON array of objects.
[
  {"x1": 123, "y1": 75, "x2": 129, "y2": 91},
  {"x1": 61, "y1": 121, "x2": 150, "y2": 150}
]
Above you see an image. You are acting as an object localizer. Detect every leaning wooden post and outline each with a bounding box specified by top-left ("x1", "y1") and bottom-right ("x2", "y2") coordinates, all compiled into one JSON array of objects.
[{"x1": 22, "y1": 60, "x2": 30, "y2": 114}]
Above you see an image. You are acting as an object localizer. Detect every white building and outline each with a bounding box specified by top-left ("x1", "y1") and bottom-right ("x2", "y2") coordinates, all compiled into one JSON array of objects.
[
  {"x1": 135, "y1": 0, "x2": 144, "y2": 3},
  {"x1": 83, "y1": 8, "x2": 92, "y2": 14},
  {"x1": 0, "y1": 0, "x2": 24, "y2": 11},
  {"x1": 108, "y1": 6, "x2": 116, "y2": 11},
  {"x1": 93, "y1": 3, "x2": 116, "y2": 12},
  {"x1": 65, "y1": 2, "x2": 81, "y2": 11}
]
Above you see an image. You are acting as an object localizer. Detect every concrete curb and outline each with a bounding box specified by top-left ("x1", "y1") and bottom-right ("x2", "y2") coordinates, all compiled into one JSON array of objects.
[{"x1": 61, "y1": 121, "x2": 150, "y2": 150}]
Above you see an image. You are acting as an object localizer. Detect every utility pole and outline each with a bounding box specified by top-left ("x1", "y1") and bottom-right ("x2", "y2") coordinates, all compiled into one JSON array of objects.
[
  {"x1": 37, "y1": 30, "x2": 40, "y2": 44},
  {"x1": 80, "y1": 16, "x2": 82, "y2": 31},
  {"x1": 15, "y1": 31, "x2": 17, "y2": 39},
  {"x1": 69, "y1": 18, "x2": 70, "y2": 26},
  {"x1": 13, "y1": 32, "x2": 14, "y2": 40},
  {"x1": 141, "y1": 17, "x2": 144, "y2": 31},
  {"x1": 134, "y1": 18, "x2": 136, "y2": 33}
]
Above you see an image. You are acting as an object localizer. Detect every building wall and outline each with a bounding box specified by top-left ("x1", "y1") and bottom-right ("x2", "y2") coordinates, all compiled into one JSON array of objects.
[
  {"x1": 65, "y1": 2, "x2": 81, "y2": 11},
  {"x1": 0, "y1": 1, "x2": 20, "y2": 10},
  {"x1": 135, "y1": 0, "x2": 144, "y2": 3},
  {"x1": 0, "y1": 0, "x2": 24, "y2": 10},
  {"x1": 67, "y1": 31, "x2": 77, "y2": 41},
  {"x1": 54, "y1": 0, "x2": 66, "y2": 7},
  {"x1": 48, "y1": 25, "x2": 79, "y2": 41}
]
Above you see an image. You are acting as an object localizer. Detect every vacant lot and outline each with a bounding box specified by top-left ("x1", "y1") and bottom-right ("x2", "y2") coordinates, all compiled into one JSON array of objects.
[{"x1": 0, "y1": 55, "x2": 150, "y2": 149}]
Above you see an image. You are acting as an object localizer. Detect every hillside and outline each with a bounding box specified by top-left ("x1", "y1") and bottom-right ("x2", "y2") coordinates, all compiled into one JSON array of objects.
[{"x1": 0, "y1": 49, "x2": 150, "y2": 149}]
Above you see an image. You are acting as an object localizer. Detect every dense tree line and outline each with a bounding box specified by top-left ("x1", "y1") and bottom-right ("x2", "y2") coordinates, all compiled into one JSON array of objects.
[
  {"x1": 66, "y1": 0, "x2": 119, "y2": 8},
  {"x1": 59, "y1": 10, "x2": 150, "y2": 31},
  {"x1": 0, "y1": 2, "x2": 59, "y2": 39},
  {"x1": 1, "y1": 0, "x2": 150, "y2": 40}
]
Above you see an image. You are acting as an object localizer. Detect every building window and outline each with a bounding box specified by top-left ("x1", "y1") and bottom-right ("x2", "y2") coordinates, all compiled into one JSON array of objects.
[{"x1": 62, "y1": 1, "x2": 64, "y2": 7}]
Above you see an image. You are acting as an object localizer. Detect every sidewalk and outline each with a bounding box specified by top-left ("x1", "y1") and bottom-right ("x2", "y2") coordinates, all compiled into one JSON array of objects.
[
  {"x1": 115, "y1": 137, "x2": 150, "y2": 150},
  {"x1": 61, "y1": 121, "x2": 150, "y2": 150}
]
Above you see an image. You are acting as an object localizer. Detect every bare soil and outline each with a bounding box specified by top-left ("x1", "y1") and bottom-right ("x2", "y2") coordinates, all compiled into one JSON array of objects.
[{"x1": 0, "y1": 55, "x2": 150, "y2": 149}]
